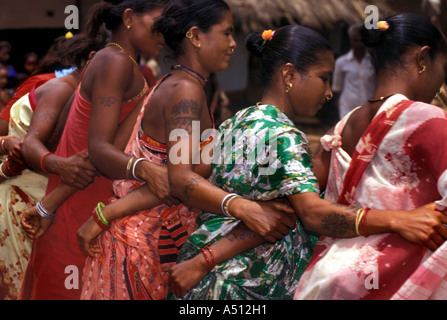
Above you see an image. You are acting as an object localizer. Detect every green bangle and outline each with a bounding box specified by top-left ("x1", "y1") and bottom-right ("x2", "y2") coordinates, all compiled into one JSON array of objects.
[{"x1": 96, "y1": 202, "x2": 109, "y2": 227}]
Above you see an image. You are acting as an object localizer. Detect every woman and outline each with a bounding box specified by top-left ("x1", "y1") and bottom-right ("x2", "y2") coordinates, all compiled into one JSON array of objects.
[
  {"x1": 0, "y1": 33, "x2": 105, "y2": 300},
  {"x1": 294, "y1": 13, "x2": 447, "y2": 300},
  {"x1": 19, "y1": 0, "x2": 168, "y2": 300}
]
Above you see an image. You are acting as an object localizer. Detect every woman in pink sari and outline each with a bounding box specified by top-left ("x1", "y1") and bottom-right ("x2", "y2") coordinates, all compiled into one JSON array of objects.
[{"x1": 294, "y1": 13, "x2": 447, "y2": 300}]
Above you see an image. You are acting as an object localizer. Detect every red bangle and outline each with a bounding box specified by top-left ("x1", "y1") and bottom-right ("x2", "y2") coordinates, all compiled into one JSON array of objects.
[
  {"x1": 5, "y1": 157, "x2": 20, "y2": 176},
  {"x1": 204, "y1": 246, "x2": 215, "y2": 269},
  {"x1": 361, "y1": 207, "x2": 370, "y2": 237},
  {"x1": 201, "y1": 248, "x2": 212, "y2": 271},
  {"x1": 40, "y1": 152, "x2": 53, "y2": 173},
  {"x1": 92, "y1": 207, "x2": 109, "y2": 231}
]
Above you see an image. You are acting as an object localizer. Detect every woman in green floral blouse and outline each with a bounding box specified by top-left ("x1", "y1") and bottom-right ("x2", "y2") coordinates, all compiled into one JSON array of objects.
[{"x1": 168, "y1": 24, "x2": 445, "y2": 300}]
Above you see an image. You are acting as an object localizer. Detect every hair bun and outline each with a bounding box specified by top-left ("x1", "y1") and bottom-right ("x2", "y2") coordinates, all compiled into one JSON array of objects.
[
  {"x1": 360, "y1": 24, "x2": 388, "y2": 48},
  {"x1": 245, "y1": 31, "x2": 264, "y2": 57}
]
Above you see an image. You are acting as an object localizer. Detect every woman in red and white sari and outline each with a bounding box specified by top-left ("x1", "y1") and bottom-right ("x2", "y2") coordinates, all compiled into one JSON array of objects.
[{"x1": 294, "y1": 13, "x2": 447, "y2": 300}]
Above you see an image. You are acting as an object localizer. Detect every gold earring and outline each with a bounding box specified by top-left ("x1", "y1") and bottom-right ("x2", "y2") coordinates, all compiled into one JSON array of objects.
[
  {"x1": 186, "y1": 31, "x2": 193, "y2": 39},
  {"x1": 286, "y1": 83, "x2": 293, "y2": 93},
  {"x1": 418, "y1": 65, "x2": 427, "y2": 74},
  {"x1": 326, "y1": 92, "x2": 334, "y2": 101},
  {"x1": 197, "y1": 43, "x2": 201, "y2": 49}
]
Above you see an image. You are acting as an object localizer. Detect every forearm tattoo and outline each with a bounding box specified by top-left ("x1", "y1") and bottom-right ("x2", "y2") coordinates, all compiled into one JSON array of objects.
[
  {"x1": 183, "y1": 175, "x2": 203, "y2": 200},
  {"x1": 225, "y1": 224, "x2": 259, "y2": 242},
  {"x1": 321, "y1": 202, "x2": 357, "y2": 237}
]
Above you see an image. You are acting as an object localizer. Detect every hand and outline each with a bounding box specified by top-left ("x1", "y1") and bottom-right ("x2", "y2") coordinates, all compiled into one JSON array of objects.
[
  {"x1": 21, "y1": 205, "x2": 52, "y2": 240},
  {"x1": 4, "y1": 136, "x2": 25, "y2": 165},
  {"x1": 77, "y1": 216, "x2": 103, "y2": 257},
  {"x1": 53, "y1": 151, "x2": 98, "y2": 190},
  {"x1": 138, "y1": 161, "x2": 180, "y2": 207},
  {"x1": 169, "y1": 253, "x2": 209, "y2": 298},
  {"x1": 234, "y1": 198, "x2": 296, "y2": 243},
  {"x1": 393, "y1": 203, "x2": 447, "y2": 251}
]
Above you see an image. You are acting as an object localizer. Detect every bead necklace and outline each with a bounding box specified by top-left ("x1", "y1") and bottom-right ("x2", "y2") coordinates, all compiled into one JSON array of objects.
[
  {"x1": 106, "y1": 42, "x2": 138, "y2": 66},
  {"x1": 172, "y1": 65, "x2": 207, "y2": 87}
]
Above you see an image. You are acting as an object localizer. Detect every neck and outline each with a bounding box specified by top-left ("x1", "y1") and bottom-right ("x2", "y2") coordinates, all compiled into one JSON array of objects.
[
  {"x1": 109, "y1": 34, "x2": 138, "y2": 61},
  {"x1": 369, "y1": 70, "x2": 415, "y2": 105},
  {"x1": 176, "y1": 57, "x2": 209, "y2": 81},
  {"x1": 259, "y1": 89, "x2": 294, "y2": 118},
  {"x1": 353, "y1": 48, "x2": 366, "y2": 61}
]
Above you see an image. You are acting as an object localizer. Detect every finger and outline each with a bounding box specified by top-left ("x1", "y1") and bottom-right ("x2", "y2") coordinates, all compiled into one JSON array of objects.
[
  {"x1": 277, "y1": 213, "x2": 296, "y2": 229},
  {"x1": 438, "y1": 213, "x2": 447, "y2": 226},
  {"x1": 277, "y1": 223, "x2": 291, "y2": 236},
  {"x1": 437, "y1": 224, "x2": 447, "y2": 240},
  {"x1": 424, "y1": 238, "x2": 439, "y2": 252},
  {"x1": 21, "y1": 217, "x2": 32, "y2": 229},
  {"x1": 77, "y1": 151, "x2": 89, "y2": 160},
  {"x1": 430, "y1": 232, "x2": 446, "y2": 248},
  {"x1": 265, "y1": 231, "x2": 283, "y2": 243}
]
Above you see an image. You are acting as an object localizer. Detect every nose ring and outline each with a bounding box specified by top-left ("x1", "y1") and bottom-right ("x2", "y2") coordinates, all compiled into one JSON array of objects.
[{"x1": 326, "y1": 92, "x2": 333, "y2": 101}]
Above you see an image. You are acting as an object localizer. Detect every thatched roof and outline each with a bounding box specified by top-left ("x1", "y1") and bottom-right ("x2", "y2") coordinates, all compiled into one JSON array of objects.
[{"x1": 227, "y1": 0, "x2": 395, "y2": 33}]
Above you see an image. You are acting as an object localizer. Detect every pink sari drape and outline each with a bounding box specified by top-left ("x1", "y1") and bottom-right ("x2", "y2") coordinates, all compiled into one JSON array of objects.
[
  {"x1": 81, "y1": 85, "x2": 199, "y2": 300},
  {"x1": 294, "y1": 94, "x2": 447, "y2": 300}
]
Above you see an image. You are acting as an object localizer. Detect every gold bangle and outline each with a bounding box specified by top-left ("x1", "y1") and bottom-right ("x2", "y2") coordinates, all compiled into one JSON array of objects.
[
  {"x1": 126, "y1": 157, "x2": 134, "y2": 180},
  {"x1": 355, "y1": 208, "x2": 365, "y2": 236}
]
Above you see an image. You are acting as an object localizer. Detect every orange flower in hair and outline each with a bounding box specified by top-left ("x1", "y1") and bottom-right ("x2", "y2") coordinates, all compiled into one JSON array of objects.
[
  {"x1": 377, "y1": 21, "x2": 389, "y2": 31},
  {"x1": 262, "y1": 29, "x2": 275, "y2": 41}
]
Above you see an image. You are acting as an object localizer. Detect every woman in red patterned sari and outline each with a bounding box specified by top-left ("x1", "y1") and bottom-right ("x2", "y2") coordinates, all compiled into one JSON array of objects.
[{"x1": 294, "y1": 13, "x2": 447, "y2": 300}]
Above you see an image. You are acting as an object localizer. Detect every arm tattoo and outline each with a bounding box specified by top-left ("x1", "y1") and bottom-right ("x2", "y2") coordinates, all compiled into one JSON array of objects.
[
  {"x1": 225, "y1": 225, "x2": 259, "y2": 242},
  {"x1": 321, "y1": 213, "x2": 353, "y2": 237},
  {"x1": 99, "y1": 96, "x2": 118, "y2": 107},
  {"x1": 183, "y1": 175, "x2": 202, "y2": 200},
  {"x1": 167, "y1": 99, "x2": 200, "y2": 133},
  {"x1": 321, "y1": 202, "x2": 357, "y2": 237}
]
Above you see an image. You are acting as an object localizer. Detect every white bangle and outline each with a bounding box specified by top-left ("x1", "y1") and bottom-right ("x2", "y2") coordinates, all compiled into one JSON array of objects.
[
  {"x1": 221, "y1": 193, "x2": 241, "y2": 217},
  {"x1": 36, "y1": 200, "x2": 56, "y2": 220},
  {"x1": 131, "y1": 158, "x2": 149, "y2": 182}
]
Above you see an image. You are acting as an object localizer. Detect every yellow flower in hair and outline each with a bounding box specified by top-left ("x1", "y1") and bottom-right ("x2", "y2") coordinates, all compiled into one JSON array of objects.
[
  {"x1": 262, "y1": 29, "x2": 274, "y2": 41},
  {"x1": 65, "y1": 31, "x2": 74, "y2": 39},
  {"x1": 377, "y1": 21, "x2": 389, "y2": 31}
]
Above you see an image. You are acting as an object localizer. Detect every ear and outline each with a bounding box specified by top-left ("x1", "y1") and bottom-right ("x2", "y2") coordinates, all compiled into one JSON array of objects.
[
  {"x1": 122, "y1": 8, "x2": 134, "y2": 29},
  {"x1": 185, "y1": 26, "x2": 202, "y2": 47},
  {"x1": 281, "y1": 63, "x2": 297, "y2": 86},
  {"x1": 415, "y1": 46, "x2": 432, "y2": 70}
]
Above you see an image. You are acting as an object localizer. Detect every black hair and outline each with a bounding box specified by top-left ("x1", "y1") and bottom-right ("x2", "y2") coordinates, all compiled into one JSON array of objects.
[
  {"x1": 153, "y1": 0, "x2": 230, "y2": 57},
  {"x1": 35, "y1": 31, "x2": 108, "y2": 75},
  {"x1": 246, "y1": 24, "x2": 332, "y2": 88},
  {"x1": 360, "y1": 12, "x2": 447, "y2": 73},
  {"x1": 86, "y1": 0, "x2": 168, "y2": 39}
]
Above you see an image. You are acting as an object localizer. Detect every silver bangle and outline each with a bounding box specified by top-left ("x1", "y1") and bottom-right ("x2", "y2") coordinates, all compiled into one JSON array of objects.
[
  {"x1": 131, "y1": 158, "x2": 149, "y2": 182},
  {"x1": 36, "y1": 200, "x2": 56, "y2": 220},
  {"x1": 221, "y1": 193, "x2": 238, "y2": 217}
]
